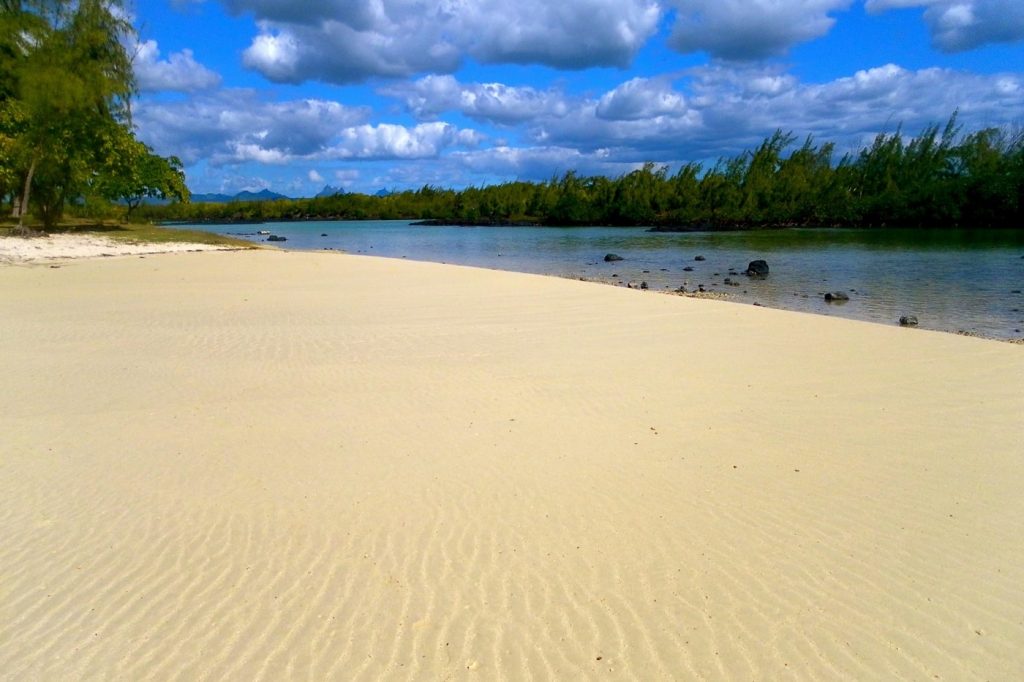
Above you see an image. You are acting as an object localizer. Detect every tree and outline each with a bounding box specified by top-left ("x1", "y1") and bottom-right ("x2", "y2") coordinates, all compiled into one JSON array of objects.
[
  {"x1": 3, "y1": 0, "x2": 137, "y2": 227},
  {"x1": 0, "y1": 98, "x2": 26, "y2": 210},
  {"x1": 94, "y1": 126, "x2": 189, "y2": 214}
]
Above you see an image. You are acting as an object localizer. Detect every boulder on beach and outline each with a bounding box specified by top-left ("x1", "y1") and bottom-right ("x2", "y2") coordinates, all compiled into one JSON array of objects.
[
  {"x1": 899, "y1": 315, "x2": 919, "y2": 326},
  {"x1": 745, "y1": 260, "x2": 769, "y2": 277},
  {"x1": 604, "y1": 253, "x2": 624, "y2": 262}
]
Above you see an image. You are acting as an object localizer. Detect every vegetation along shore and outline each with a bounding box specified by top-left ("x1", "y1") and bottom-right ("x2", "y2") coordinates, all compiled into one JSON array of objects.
[{"x1": 131, "y1": 120, "x2": 1024, "y2": 231}]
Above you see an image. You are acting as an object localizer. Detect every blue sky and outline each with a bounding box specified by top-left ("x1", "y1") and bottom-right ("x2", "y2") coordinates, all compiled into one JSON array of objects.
[{"x1": 130, "y1": 0, "x2": 1024, "y2": 196}]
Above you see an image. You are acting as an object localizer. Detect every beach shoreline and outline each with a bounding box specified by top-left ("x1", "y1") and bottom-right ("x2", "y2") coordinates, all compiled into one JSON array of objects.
[
  {"x1": 2, "y1": 248, "x2": 1022, "y2": 679},
  {"x1": 4, "y1": 232, "x2": 1020, "y2": 344}
]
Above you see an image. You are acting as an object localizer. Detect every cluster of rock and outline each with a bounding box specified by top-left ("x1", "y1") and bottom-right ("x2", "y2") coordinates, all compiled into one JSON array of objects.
[{"x1": 601, "y1": 252, "x2": 935, "y2": 330}]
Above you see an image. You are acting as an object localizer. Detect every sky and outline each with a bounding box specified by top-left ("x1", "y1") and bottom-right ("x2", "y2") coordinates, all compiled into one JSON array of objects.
[{"x1": 129, "y1": 0, "x2": 1024, "y2": 196}]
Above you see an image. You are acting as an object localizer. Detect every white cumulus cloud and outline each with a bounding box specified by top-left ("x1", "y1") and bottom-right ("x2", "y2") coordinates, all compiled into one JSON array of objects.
[
  {"x1": 452, "y1": 145, "x2": 640, "y2": 181},
  {"x1": 665, "y1": 0, "x2": 853, "y2": 60},
  {"x1": 866, "y1": 0, "x2": 1024, "y2": 51},
  {"x1": 381, "y1": 75, "x2": 570, "y2": 124},
  {"x1": 327, "y1": 123, "x2": 484, "y2": 160},
  {"x1": 225, "y1": 0, "x2": 660, "y2": 84},
  {"x1": 512, "y1": 63, "x2": 1024, "y2": 164},
  {"x1": 135, "y1": 91, "x2": 482, "y2": 167},
  {"x1": 133, "y1": 39, "x2": 221, "y2": 92},
  {"x1": 596, "y1": 77, "x2": 689, "y2": 120},
  {"x1": 134, "y1": 91, "x2": 371, "y2": 165}
]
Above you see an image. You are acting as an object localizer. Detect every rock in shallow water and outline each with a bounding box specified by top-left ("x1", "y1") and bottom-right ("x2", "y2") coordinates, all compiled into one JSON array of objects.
[
  {"x1": 824, "y1": 291, "x2": 849, "y2": 302},
  {"x1": 899, "y1": 315, "x2": 919, "y2": 326},
  {"x1": 604, "y1": 253, "x2": 624, "y2": 262},
  {"x1": 745, "y1": 260, "x2": 769, "y2": 277}
]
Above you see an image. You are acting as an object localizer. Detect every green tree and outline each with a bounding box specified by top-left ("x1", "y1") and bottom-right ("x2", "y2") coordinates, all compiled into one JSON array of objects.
[
  {"x1": 5, "y1": 0, "x2": 135, "y2": 227},
  {"x1": 0, "y1": 98, "x2": 26, "y2": 210},
  {"x1": 94, "y1": 127, "x2": 189, "y2": 214}
]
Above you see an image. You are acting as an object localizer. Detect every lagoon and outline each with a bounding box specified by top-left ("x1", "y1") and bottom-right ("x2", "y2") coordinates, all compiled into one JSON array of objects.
[{"x1": 199, "y1": 220, "x2": 1024, "y2": 340}]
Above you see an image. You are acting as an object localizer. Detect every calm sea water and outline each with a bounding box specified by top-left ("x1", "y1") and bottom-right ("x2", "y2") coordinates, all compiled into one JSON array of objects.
[{"x1": 197, "y1": 220, "x2": 1024, "y2": 340}]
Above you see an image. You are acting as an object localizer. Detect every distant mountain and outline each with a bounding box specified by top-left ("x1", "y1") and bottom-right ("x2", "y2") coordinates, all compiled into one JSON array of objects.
[
  {"x1": 190, "y1": 189, "x2": 290, "y2": 203},
  {"x1": 315, "y1": 185, "x2": 346, "y2": 198},
  {"x1": 234, "y1": 189, "x2": 290, "y2": 202},
  {"x1": 190, "y1": 192, "x2": 233, "y2": 203},
  {"x1": 374, "y1": 188, "x2": 394, "y2": 197}
]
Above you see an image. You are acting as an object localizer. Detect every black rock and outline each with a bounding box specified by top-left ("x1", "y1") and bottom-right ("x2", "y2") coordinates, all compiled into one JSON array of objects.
[
  {"x1": 899, "y1": 315, "x2": 919, "y2": 326},
  {"x1": 604, "y1": 253, "x2": 624, "y2": 262},
  {"x1": 824, "y1": 291, "x2": 849, "y2": 302},
  {"x1": 321, "y1": 233, "x2": 328, "y2": 237},
  {"x1": 266, "y1": 235, "x2": 287, "y2": 242},
  {"x1": 694, "y1": 255, "x2": 706, "y2": 261},
  {"x1": 683, "y1": 266, "x2": 694, "y2": 272},
  {"x1": 640, "y1": 281, "x2": 649, "y2": 290},
  {"x1": 744, "y1": 260, "x2": 769, "y2": 277}
]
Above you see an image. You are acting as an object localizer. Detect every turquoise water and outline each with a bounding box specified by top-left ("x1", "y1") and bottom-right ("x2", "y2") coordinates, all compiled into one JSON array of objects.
[{"x1": 202, "y1": 220, "x2": 1024, "y2": 339}]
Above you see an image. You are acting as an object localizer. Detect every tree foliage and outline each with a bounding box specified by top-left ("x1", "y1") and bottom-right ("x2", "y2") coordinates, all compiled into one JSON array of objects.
[
  {"x1": 1, "y1": 0, "x2": 189, "y2": 227},
  {"x1": 93, "y1": 126, "x2": 189, "y2": 213}
]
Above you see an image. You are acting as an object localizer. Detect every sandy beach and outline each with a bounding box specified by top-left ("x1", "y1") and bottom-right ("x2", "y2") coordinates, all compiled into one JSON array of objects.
[
  {"x1": 1, "y1": 248, "x2": 1022, "y2": 680},
  {"x1": 0, "y1": 233, "x2": 237, "y2": 265}
]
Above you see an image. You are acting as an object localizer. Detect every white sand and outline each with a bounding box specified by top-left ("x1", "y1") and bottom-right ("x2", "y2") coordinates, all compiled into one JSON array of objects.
[
  {"x1": 0, "y1": 233, "x2": 236, "y2": 264},
  {"x1": 1, "y1": 249, "x2": 1022, "y2": 680}
]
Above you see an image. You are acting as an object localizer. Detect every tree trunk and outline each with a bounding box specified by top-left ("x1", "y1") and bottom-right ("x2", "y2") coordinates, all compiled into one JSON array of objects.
[{"x1": 17, "y1": 157, "x2": 36, "y2": 227}]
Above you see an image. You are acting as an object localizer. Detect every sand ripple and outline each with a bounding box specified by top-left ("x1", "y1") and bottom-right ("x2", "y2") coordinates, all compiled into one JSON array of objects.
[{"x1": 2, "y1": 251, "x2": 1023, "y2": 680}]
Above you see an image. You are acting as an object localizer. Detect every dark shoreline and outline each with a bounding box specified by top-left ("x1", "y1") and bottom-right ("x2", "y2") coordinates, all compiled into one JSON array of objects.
[{"x1": 169, "y1": 216, "x2": 852, "y2": 232}]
